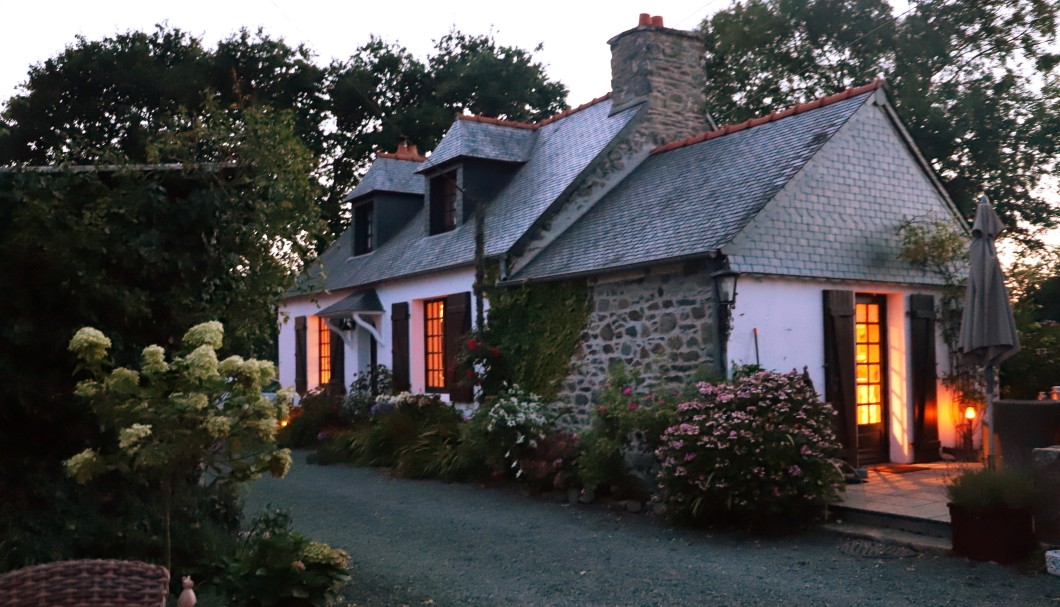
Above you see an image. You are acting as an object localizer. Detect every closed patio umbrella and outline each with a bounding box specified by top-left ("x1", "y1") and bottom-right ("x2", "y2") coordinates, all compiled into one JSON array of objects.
[{"x1": 958, "y1": 195, "x2": 1020, "y2": 466}]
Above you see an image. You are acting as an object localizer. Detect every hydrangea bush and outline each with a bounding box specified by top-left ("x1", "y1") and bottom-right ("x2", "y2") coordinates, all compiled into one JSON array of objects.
[
  {"x1": 656, "y1": 370, "x2": 843, "y2": 527},
  {"x1": 64, "y1": 322, "x2": 293, "y2": 567}
]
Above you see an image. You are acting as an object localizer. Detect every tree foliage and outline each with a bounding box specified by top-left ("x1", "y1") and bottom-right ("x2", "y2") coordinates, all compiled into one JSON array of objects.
[
  {"x1": 699, "y1": 0, "x2": 1060, "y2": 247},
  {"x1": 0, "y1": 104, "x2": 323, "y2": 494},
  {"x1": 0, "y1": 25, "x2": 569, "y2": 237}
]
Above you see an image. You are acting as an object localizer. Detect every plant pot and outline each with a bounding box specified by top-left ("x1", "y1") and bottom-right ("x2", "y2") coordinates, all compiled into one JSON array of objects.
[{"x1": 948, "y1": 503, "x2": 1036, "y2": 565}]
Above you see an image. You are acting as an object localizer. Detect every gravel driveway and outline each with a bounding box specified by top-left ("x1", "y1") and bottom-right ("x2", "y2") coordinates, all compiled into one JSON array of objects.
[{"x1": 244, "y1": 453, "x2": 1057, "y2": 606}]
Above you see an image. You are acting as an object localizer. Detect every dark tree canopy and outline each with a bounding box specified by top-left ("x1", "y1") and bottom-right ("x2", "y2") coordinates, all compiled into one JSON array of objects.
[
  {"x1": 0, "y1": 25, "x2": 569, "y2": 238},
  {"x1": 321, "y1": 31, "x2": 569, "y2": 236},
  {"x1": 699, "y1": 0, "x2": 1060, "y2": 247}
]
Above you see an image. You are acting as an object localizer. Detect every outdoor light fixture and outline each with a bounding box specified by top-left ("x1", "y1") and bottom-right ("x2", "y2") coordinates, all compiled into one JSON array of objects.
[
  {"x1": 712, "y1": 267, "x2": 740, "y2": 348},
  {"x1": 712, "y1": 268, "x2": 739, "y2": 309},
  {"x1": 338, "y1": 317, "x2": 356, "y2": 331},
  {"x1": 964, "y1": 406, "x2": 977, "y2": 421}
]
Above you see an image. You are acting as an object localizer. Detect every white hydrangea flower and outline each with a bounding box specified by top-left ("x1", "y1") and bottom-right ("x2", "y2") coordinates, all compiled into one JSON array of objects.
[
  {"x1": 119, "y1": 423, "x2": 153, "y2": 452},
  {"x1": 68, "y1": 327, "x2": 111, "y2": 362},
  {"x1": 182, "y1": 321, "x2": 224, "y2": 348}
]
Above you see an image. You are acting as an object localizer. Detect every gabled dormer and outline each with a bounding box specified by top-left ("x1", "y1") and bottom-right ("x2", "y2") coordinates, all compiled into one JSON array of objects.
[
  {"x1": 343, "y1": 144, "x2": 426, "y2": 255},
  {"x1": 417, "y1": 116, "x2": 536, "y2": 235}
]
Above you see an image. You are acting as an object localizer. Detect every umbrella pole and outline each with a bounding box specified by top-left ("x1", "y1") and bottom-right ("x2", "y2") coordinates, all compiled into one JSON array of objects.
[{"x1": 985, "y1": 365, "x2": 996, "y2": 469}]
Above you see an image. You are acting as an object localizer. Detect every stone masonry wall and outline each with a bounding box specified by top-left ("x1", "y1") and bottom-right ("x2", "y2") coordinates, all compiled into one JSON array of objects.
[{"x1": 555, "y1": 268, "x2": 719, "y2": 427}]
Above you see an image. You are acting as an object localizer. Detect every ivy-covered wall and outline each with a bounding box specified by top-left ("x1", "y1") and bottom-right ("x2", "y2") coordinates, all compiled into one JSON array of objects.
[{"x1": 483, "y1": 278, "x2": 592, "y2": 402}]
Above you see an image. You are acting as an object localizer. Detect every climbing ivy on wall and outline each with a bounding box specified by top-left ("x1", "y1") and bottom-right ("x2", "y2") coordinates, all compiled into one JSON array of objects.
[{"x1": 481, "y1": 277, "x2": 592, "y2": 402}]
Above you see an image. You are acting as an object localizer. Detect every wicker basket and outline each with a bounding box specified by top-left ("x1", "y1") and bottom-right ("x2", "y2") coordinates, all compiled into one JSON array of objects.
[{"x1": 0, "y1": 559, "x2": 169, "y2": 607}]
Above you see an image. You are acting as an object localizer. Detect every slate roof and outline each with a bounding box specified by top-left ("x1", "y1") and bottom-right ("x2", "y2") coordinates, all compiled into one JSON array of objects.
[
  {"x1": 343, "y1": 157, "x2": 423, "y2": 202},
  {"x1": 318, "y1": 290, "x2": 384, "y2": 316},
  {"x1": 511, "y1": 89, "x2": 877, "y2": 281},
  {"x1": 416, "y1": 117, "x2": 537, "y2": 172},
  {"x1": 292, "y1": 96, "x2": 640, "y2": 294}
]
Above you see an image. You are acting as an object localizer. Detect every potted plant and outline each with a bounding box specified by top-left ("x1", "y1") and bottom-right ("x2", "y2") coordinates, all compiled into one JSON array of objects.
[{"x1": 947, "y1": 466, "x2": 1036, "y2": 564}]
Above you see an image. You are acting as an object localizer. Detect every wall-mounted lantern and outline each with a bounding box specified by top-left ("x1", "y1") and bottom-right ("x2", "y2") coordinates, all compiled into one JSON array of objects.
[{"x1": 712, "y1": 268, "x2": 739, "y2": 342}]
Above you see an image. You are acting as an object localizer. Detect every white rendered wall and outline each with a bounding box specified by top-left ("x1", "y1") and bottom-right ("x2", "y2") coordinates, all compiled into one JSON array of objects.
[
  {"x1": 729, "y1": 275, "x2": 959, "y2": 462},
  {"x1": 278, "y1": 266, "x2": 480, "y2": 398}
]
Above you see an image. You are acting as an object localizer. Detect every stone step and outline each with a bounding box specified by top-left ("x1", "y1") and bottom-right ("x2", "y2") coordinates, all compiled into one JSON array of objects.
[{"x1": 829, "y1": 505, "x2": 951, "y2": 540}]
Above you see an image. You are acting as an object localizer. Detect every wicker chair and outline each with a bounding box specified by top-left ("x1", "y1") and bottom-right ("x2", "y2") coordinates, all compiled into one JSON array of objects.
[{"x1": 0, "y1": 559, "x2": 170, "y2": 607}]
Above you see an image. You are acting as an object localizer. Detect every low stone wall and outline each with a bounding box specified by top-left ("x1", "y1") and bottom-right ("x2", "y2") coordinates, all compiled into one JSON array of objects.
[{"x1": 555, "y1": 268, "x2": 719, "y2": 427}]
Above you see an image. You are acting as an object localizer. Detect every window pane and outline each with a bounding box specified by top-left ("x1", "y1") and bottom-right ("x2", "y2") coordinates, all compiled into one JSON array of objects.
[{"x1": 425, "y1": 300, "x2": 447, "y2": 389}]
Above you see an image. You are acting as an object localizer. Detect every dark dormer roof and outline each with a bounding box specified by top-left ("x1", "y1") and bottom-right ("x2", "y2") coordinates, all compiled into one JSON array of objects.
[
  {"x1": 416, "y1": 117, "x2": 537, "y2": 173},
  {"x1": 512, "y1": 86, "x2": 879, "y2": 281},
  {"x1": 343, "y1": 156, "x2": 424, "y2": 203},
  {"x1": 317, "y1": 289, "x2": 384, "y2": 316},
  {"x1": 290, "y1": 94, "x2": 636, "y2": 295}
]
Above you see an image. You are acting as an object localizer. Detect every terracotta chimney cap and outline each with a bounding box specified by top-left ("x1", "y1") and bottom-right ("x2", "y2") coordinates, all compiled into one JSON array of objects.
[
  {"x1": 650, "y1": 15, "x2": 664, "y2": 27},
  {"x1": 639, "y1": 13, "x2": 651, "y2": 26},
  {"x1": 378, "y1": 142, "x2": 425, "y2": 162}
]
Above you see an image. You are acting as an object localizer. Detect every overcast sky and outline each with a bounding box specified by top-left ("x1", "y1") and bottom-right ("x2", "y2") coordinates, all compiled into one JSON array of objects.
[{"x1": 0, "y1": 1, "x2": 731, "y2": 107}]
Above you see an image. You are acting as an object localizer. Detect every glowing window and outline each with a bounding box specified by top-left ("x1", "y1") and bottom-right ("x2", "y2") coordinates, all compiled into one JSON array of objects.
[
  {"x1": 319, "y1": 318, "x2": 332, "y2": 385},
  {"x1": 855, "y1": 302, "x2": 883, "y2": 425},
  {"x1": 425, "y1": 299, "x2": 446, "y2": 390}
]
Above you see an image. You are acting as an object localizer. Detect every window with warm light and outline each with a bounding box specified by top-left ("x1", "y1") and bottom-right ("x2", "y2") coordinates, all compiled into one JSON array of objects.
[
  {"x1": 855, "y1": 302, "x2": 883, "y2": 425},
  {"x1": 424, "y1": 299, "x2": 446, "y2": 390},
  {"x1": 319, "y1": 318, "x2": 332, "y2": 386}
]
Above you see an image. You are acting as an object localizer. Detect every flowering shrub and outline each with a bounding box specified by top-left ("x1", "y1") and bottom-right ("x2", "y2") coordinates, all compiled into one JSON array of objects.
[
  {"x1": 340, "y1": 391, "x2": 465, "y2": 477},
  {"x1": 516, "y1": 431, "x2": 579, "y2": 492},
  {"x1": 656, "y1": 370, "x2": 843, "y2": 527},
  {"x1": 64, "y1": 322, "x2": 292, "y2": 567},
  {"x1": 278, "y1": 387, "x2": 344, "y2": 448},
  {"x1": 462, "y1": 383, "x2": 553, "y2": 480},
  {"x1": 457, "y1": 334, "x2": 505, "y2": 399},
  {"x1": 339, "y1": 365, "x2": 393, "y2": 421},
  {"x1": 218, "y1": 509, "x2": 350, "y2": 607},
  {"x1": 576, "y1": 365, "x2": 678, "y2": 495}
]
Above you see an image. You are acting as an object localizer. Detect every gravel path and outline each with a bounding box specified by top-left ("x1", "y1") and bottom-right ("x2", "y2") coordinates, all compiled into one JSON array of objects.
[{"x1": 245, "y1": 453, "x2": 1058, "y2": 606}]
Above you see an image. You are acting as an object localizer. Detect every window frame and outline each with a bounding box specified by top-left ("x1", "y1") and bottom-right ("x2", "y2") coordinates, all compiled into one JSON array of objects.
[
  {"x1": 423, "y1": 298, "x2": 446, "y2": 391},
  {"x1": 318, "y1": 317, "x2": 332, "y2": 386}
]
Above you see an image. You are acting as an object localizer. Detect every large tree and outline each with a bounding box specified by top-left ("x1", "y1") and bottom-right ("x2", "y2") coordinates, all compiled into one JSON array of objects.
[
  {"x1": 0, "y1": 26, "x2": 569, "y2": 238},
  {"x1": 699, "y1": 0, "x2": 1060, "y2": 247}
]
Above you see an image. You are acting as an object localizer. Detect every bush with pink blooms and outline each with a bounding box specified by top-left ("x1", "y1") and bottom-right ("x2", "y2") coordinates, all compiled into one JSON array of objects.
[{"x1": 656, "y1": 370, "x2": 844, "y2": 528}]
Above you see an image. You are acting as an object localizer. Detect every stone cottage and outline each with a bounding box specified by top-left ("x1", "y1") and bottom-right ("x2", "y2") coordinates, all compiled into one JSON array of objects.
[{"x1": 280, "y1": 14, "x2": 967, "y2": 466}]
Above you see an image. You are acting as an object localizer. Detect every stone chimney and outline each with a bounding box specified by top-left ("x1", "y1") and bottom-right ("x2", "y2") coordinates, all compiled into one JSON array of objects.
[{"x1": 609, "y1": 14, "x2": 709, "y2": 145}]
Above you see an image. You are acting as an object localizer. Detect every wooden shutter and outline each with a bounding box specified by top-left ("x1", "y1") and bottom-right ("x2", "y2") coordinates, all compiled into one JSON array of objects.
[
  {"x1": 329, "y1": 328, "x2": 346, "y2": 394},
  {"x1": 823, "y1": 290, "x2": 857, "y2": 466},
  {"x1": 910, "y1": 294, "x2": 941, "y2": 463},
  {"x1": 445, "y1": 291, "x2": 473, "y2": 403},
  {"x1": 294, "y1": 316, "x2": 307, "y2": 396},
  {"x1": 391, "y1": 302, "x2": 410, "y2": 393}
]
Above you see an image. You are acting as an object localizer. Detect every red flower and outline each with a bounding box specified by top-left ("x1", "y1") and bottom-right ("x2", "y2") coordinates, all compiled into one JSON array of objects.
[
  {"x1": 627, "y1": 402, "x2": 639, "y2": 412},
  {"x1": 467, "y1": 339, "x2": 479, "y2": 350},
  {"x1": 489, "y1": 346, "x2": 501, "y2": 357},
  {"x1": 465, "y1": 370, "x2": 476, "y2": 379}
]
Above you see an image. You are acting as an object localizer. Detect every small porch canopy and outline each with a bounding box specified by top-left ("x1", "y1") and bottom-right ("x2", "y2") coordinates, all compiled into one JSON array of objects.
[{"x1": 318, "y1": 289, "x2": 385, "y2": 346}]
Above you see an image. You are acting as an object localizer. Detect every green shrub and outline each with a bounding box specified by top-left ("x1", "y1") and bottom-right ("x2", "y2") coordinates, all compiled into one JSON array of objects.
[
  {"x1": 63, "y1": 322, "x2": 291, "y2": 570},
  {"x1": 575, "y1": 365, "x2": 678, "y2": 496},
  {"x1": 947, "y1": 466, "x2": 1035, "y2": 509},
  {"x1": 461, "y1": 383, "x2": 553, "y2": 480},
  {"x1": 331, "y1": 392, "x2": 465, "y2": 478},
  {"x1": 656, "y1": 370, "x2": 843, "y2": 529},
  {"x1": 279, "y1": 388, "x2": 345, "y2": 449},
  {"x1": 339, "y1": 365, "x2": 392, "y2": 421},
  {"x1": 217, "y1": 509, "x2": 349, "y2": 607}
]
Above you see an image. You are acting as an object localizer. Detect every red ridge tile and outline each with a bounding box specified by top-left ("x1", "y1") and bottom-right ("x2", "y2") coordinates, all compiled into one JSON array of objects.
[{"x1": 651, "y1": 79, "x2": 885, "y2": 155}]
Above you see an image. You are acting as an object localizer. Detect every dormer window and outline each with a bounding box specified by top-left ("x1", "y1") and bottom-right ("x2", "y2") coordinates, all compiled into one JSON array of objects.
[
  {"x1": 429, "y1": 170, "x2": 458, "y2": 235},
  {"x1": 353, "y1": 202, "x2": 374, "y2": 255}
]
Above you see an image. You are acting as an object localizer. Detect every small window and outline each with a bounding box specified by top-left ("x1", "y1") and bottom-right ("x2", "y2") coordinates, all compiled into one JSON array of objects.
[
  {"x1": 429, "y1": 171, "x2": 458, "y2": 235},
  {"x1": 353, "y1": 202, "x2": 374, "y2": 255},
  {"x1": 319, "y1": 318, "x2": 332, "y2": 386},
  {"x1": 424, "y1": 298, "x2": 446, "y2": 390}
]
